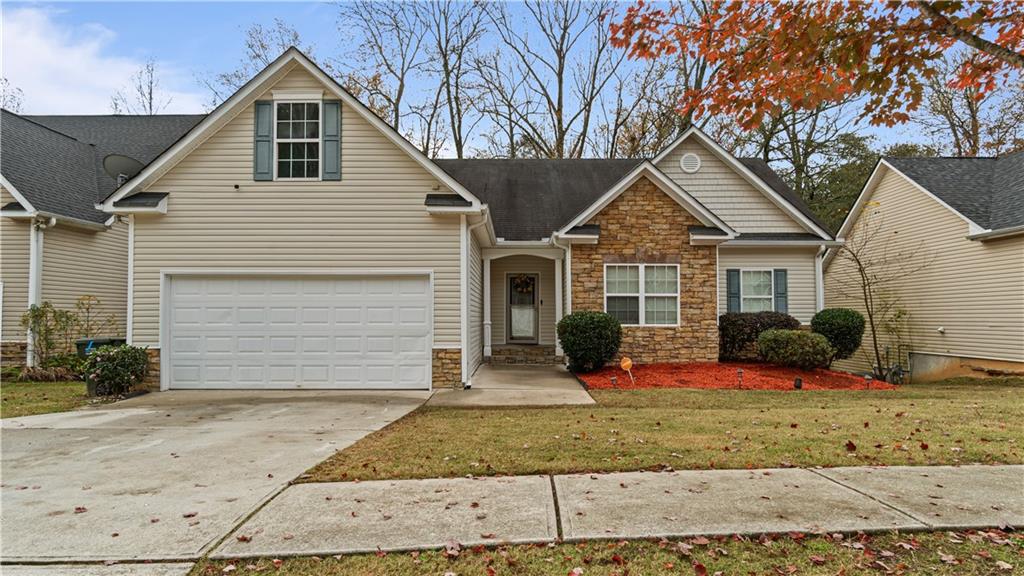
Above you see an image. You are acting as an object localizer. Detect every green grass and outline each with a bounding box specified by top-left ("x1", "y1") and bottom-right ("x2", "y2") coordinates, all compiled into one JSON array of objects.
[
  {"x1": 0, "y1": 380, "x2": 102, "y2": 418},
  {"x1": 192, "y1": 530, "x2": 1022, "y2": 575},
  {"x1": 304, "y1": 378, "x2": 1023, "y2": 482}
]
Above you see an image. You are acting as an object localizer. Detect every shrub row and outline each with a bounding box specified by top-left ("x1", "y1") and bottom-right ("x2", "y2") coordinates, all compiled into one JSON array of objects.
[{"x1": 719, "y1": 311, "x2": 800, "y2": 361}]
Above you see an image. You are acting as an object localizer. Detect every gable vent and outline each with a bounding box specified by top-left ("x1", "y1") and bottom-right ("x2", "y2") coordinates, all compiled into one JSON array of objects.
[{"x1": 680, "y1": 152, "x2": 701, "y2": 174}]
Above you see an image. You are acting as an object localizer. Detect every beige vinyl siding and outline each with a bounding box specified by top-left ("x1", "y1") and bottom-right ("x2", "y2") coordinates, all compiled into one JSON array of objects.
[
  {"x1": 40, "y1": 220, "x2": 128, "y2": 337},
  {"x1": 489, "y1": 255, "x2": 556, "y2": 345},
  {"x1": 718, "y1": 246, "x2": 819, "y2": 324},
  {"x1": 468, "y1": 228, "x2": 484, "y2": 375},
  {"x1": 825, "y1": 168, "x2": 1024, "y2": 374},
  {"x1": 133, "y1": 65, "x2": 462, "y2": 347},
  {"x1": 657, "y1": 139, "x2": 806, "y2": 233},
  {"x1": 1, "y1": 187, "x2": 30, "y2": 340}
]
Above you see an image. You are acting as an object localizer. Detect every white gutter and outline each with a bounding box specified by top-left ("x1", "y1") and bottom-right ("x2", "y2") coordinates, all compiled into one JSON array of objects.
[
  {"x1": 126, "y1": 215, "x2": 135, "y2": 345},
  {"x1": 464, "y1": 211, "x2": 490, "y2": 388},
  {"x1": 723, "y1": 239, "x2": 843, "y2": 247},
  {"x1": 966, "y1": 225, "x2": 1024, "y2": 241}
]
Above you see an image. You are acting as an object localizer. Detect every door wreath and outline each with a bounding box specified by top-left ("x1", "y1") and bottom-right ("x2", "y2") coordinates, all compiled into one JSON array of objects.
[{"x1": 511, "y1": 274, "x2": 535, "y2": 294}]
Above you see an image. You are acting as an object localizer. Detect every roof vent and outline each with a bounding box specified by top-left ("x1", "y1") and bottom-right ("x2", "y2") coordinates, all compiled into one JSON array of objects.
[
  {"x1": 103, "y1": 154, "x2": 144, "y2": 187},
  {"x1": 680, "y1": 152, "x2": 701, "y2": 174}
]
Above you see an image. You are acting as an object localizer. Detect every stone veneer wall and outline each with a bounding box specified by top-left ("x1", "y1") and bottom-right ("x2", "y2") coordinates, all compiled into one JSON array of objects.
[
  {"x1": 142, "y1": 348, "x2": 161, "y2": 391},
  {"x1": 571, "y1": 176, "x2": 719, "y2": 363},
  {"x1": 1, "y1": 341, "x2": 28, "y2": 367},
  {"x1": 432, "y1": 348, "x2": 462, "y2": 388}
]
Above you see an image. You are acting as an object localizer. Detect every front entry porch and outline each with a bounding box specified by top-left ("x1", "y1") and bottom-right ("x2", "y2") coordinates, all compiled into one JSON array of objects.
[
  {"x1": 428, "y1": 364, "x2": 594, "y2": 406},
  {"x1": 482, "y1": 248, "x2": 566, "y2": 364}
]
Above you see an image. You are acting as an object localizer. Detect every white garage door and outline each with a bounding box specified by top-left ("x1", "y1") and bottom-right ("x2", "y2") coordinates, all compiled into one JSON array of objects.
[{"x1": 167, "y1": 275, "x2": 432, "y2": 390}]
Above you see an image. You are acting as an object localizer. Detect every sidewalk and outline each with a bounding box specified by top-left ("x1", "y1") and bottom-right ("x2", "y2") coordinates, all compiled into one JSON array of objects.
[{"x1": 213, "y1": 464, "x2": 1023, "y2": 559}]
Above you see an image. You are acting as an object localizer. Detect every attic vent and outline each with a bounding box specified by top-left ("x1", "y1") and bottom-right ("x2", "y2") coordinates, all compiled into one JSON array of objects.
[{"x1": 680, "y1": 152, "x2": 701, "y2": 174}]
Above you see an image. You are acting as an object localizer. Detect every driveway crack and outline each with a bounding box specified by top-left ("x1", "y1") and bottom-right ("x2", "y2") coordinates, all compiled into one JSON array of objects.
[{"x1": 807, "y1": 468, "x2": 933, "y2": 527}]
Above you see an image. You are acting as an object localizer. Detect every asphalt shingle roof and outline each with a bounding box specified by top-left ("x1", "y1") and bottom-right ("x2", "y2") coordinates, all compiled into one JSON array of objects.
[
  {"x1": 1, "y1": 110, "x2": 106, "y2": 223},
  {"x1": 884, "y1": 153, "x2": 1024, "y2": 230},
  {"x1": 435, "y1": 159, "x2": 641, "y2": 241},
  {"x1": 25, "y1": 114, "x2": 205, "y2": 199}
]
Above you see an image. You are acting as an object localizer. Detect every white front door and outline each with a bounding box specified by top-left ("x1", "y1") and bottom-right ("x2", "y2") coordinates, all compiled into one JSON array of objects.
[
  {"x1": 507, "y1": 273, "x2": 538, "y2": 343},
  {"x1": 167, "y1": 275, "x2": 432, "y2": 390}
]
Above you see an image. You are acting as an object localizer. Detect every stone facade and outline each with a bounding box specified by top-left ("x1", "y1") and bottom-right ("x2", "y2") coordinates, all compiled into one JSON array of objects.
[
  {"x1": 432, "y1": 348, "x2": 462, "y2": 388},
  {"x1": 142, "y1": 347, "x2": 161, "y2": 391},
  {"x1": 487, "y1": 345, "x2": 563, "y2": 365},
  {"x1": 571, "y1": 176, "x2": 719, "y2": 363},
  {"x1": 1, "y1": 341, "x2": 28, "y2": 367}
]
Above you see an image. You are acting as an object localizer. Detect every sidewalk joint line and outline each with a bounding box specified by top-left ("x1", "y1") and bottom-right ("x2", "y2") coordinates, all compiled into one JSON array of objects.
[
  {"x1": 548, "y1": 475, "x2": 564, "y2": 541},
  {"x1": 806, "y1": 468, "x2": 933, "y2": 527}
]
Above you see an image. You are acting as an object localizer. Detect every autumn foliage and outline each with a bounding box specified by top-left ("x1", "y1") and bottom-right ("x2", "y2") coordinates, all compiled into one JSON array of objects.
[{"x1": 609, "y1": 1, "x2": 1024, "y2": 129}]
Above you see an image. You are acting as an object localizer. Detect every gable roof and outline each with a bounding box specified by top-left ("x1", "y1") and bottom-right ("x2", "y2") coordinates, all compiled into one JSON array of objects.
[
  {"x1": 26, "y1": 114, "x2": 205, "y2": 199},
  {"x1": 0, "y1": 109, "x2": 107, "y2": 224},
  {"x1": 102, "y1": 47, "x2": 481, "y2": 210},
  {"x1": 883, "y1": 153, "x2": 1024, "y2": 231},
  {"x1": 653, "y1": 126, "x2": 833, "y2": 239},
  {"x1": 435, "y1": 159, "x2": 639, "y2": 240}
]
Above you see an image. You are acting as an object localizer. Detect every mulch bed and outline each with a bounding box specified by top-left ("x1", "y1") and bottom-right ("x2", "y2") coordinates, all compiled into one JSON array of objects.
[{"x1": 578, "y1": 362, "x2": 896, "y2": 391}]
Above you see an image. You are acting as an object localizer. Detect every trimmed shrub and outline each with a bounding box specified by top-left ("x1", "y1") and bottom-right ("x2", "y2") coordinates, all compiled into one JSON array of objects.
[
  {"x1": 811, "y1": 308, "x2": 866, "y2": 365},
  {"x1": 757, "y1": 329, "x2": 834, "y2": 370},
  {"x1": 84, "y1": 345, "x2": 149, "y2": 396},
  {"x1": 719, "y1": 311, "x2": 801, "y2": 360},
  {"x1": 557, "y1": 311, "x2": 622, "y2": 373}
]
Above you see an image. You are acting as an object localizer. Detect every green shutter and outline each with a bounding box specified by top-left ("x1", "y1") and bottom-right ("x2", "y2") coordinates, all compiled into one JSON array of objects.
[
  {"x1": 773, "y1": 269, "x2": 788, "y2": 313},
  {"x1": 322, "y1": 101, "x2": 341, "y2": 180},
  {"x1": 726, "y1": 269, "x2": 740, "y2": 313},
  {"x1": 253, "y1": 101, "x2": 273, "y2": 181}
]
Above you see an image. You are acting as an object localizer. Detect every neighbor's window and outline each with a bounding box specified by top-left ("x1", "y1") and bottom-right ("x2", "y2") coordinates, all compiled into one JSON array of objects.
[
  {"x1": 604, "y1": 264, "x2": 679, "y2": 326},
  {"x1": 741, "y1": 270, "x2": 773, "y2": 312},
  {"x1": 276, "y1": 102, "x2": 320, "y2": 179}
]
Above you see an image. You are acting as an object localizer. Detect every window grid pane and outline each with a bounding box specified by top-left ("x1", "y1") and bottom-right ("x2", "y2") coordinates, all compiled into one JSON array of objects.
[
  {"x1": 742, "y1": 297, "x2": 773, "y2": 312},
  {"x1": 644, "y1": 265, "x2": 678, "y2": 294},
  {"x1": 741, "y1": 270, "x2": 772, "y2": 297},
  {"x1": 644, "y1": 296, "x2": 677, "y2": 325},
  {"x1": 607, "y1": 296, "x2": 640, "y2": 325},
  {"x1": 606, "y1": 265, "x2": 639, "y2": 294},
  {"x1": 275, "y1": 102, "x2": 321, "y2": 179}
]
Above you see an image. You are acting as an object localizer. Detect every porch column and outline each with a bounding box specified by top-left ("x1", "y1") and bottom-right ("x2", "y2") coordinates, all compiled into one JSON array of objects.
[
  {"x1": 554, "y1": 256, "x2": 563, "y2": 357},
  {"x1": 483, "y1": 257, "x2": 492, "y2": 356}
]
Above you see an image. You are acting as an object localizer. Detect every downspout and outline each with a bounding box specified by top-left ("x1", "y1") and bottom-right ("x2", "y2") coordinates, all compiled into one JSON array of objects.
[
  {"x1": 463, "y1": 208, "x2": 489, "y2": 389},
  {"x1": 814, "y1": 246, "x2": 825, "y2": 312},
  {"x1": 126, "y1": 215, "x2": 135, "y2": 345},
  {"x1": 26, "y1": 217, "x2": 55, "y2": 366}
]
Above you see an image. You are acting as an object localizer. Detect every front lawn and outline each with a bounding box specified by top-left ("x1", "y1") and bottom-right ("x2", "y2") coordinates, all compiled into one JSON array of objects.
[
  {"x1": 0, "y1": 380, "x2": 101, "y2": 418},
  {"x1": 192, "y1": 530, "x2": 1021, "y2": 575},
  {"x1": 304, "y1": 378, "x2": 1023, "y2": 482}
]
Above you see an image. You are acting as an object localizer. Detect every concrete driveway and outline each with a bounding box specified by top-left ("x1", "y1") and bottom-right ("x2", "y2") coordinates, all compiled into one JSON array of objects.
[{"x1": 0, "y1": 390, "x2": 428, "y2": 564}]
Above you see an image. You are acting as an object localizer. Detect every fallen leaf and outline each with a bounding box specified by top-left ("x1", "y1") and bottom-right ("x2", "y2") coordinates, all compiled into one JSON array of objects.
[
  {"x1": 236, "y1": 535, "x2": 251, "y2": 543},
  {"x1": 73, "y1": 507, "x2": 87, "y2": 514},
  {"x1": 693, "y1": 561, "x2": 708, "y2": 576},
  {"x1": 845, "y1": 440, "x2": 857, "y2": 452},
  {"x1": 996, "y1": 560, "x2": 1014, "y2": 571},
  {"x1": 809, "y1": 555, "x2": 826, "y2": 565}
]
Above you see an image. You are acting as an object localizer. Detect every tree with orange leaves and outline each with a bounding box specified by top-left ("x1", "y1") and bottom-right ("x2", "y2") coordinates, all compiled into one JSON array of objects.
[{"x1": 609, "y1": 1, "x2": 1024, "y2": 130}]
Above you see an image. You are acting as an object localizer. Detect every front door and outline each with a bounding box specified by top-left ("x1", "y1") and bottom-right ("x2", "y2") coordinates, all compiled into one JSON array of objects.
[{"x1": 507, "y1": 273, "x2": 538, "y2": 344}]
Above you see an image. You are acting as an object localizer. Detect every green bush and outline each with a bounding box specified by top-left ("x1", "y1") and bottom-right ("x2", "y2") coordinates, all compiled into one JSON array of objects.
[
  {"x1": 757, "y1": 329, "x2": 834, "y2": 370},
  {"x1": 811, "y1": 308, "x2": 866, "y2": 365},
  {"x1": 719, "y1": 311, "x2": 801, "y2": 360},
  {"x1": 556, "y1": 311, "x2": 622, "y2": 373},
  {"x1": 84, "y1": 345, "x2": 149, "y2": 396}
]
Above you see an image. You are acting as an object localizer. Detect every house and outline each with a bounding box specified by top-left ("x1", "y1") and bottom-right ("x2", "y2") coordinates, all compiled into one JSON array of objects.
[
  {"x1": 15, "y1": 47, "x2": 834, "y2": 390},
  {"x1": 0, "y1": 110, "x2": 203, "y2": 365},
  {"x1": 824, "y1": 155, "x2": 1024, "y2": 381}
]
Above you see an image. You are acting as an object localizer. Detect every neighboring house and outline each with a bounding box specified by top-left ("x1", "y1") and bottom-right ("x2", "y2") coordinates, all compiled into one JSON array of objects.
[
  {"x1": 0, "y1": 110, "x2": 203, "y2": 365},
  {"x1": 824, "y1": 155, "x2": 1024, "y2": 381},
  {"x1": 88, "y1": 47, "x2": 835, "y2": 391}
]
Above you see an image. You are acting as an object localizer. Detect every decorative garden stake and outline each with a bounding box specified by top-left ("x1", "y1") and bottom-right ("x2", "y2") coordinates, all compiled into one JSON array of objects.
[
  {"x1": 737, "y1": 368, "x2": 743, "y2": 388},
  {"x1": 610, "y1": 376, "x2": 618, "y2": 388},
  {"x1": 794, "y1": 377, "x2": 802, "y2": 390},
  {"x1": 620, "y1": 357, "x2": 635, "y2": 386}
]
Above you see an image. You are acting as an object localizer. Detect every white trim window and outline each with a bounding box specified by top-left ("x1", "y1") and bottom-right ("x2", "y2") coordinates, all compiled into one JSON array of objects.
[
  {"x1": 604, "y1": 264, "x2": 679, "y2": 326},
  {"x1": 275, "y1": 101, "x2": 320, "y2": 180},
  {"x1": 740, "y1": 269, "x2": 774, "y2": 312}
]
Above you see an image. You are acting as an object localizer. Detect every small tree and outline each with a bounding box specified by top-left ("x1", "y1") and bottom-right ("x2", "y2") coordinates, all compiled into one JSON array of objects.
[
  {"x1": 828, "y1": 209, "x2": 931, "y2": 381},
  {"x1": 21, "y1": 302, "x2": 76, "y2": 366}
]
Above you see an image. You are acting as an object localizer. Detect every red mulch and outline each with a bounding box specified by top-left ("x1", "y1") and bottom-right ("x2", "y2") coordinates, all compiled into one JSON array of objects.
[{"x1": 578, "y1": 362, "x2": 896, "y2": 391}]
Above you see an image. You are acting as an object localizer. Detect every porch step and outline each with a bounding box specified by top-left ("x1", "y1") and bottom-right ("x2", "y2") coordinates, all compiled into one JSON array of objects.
[{"x1": 487, "y1": 345, "x2": 563, "y2": 366}]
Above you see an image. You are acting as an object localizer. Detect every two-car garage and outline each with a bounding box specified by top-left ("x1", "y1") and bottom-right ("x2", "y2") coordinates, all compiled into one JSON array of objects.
[{"x1": 165, "y1": 274, "x2": 433, "y2": 390}]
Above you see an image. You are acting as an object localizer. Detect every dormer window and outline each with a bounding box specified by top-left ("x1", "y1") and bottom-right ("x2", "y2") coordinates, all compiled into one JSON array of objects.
[{"x1": 275, "y1": 101, "x2": 320, "y2": 180}]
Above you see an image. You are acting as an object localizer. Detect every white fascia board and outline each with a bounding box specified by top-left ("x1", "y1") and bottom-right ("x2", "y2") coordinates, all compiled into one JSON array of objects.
[
  {"x1": 651, "y1": 126, "x2": 831, "y2": 239},
  {"x1": 426, "y1": 205, "x2": 481, "y2": 215},
  {"x1": 108, "y1": 196, "x2": 168, "y2": 215},
  {"x1": 966, "y1": 224, "x2": 1024, "y2": 241},
  {"x1": 0, "y1": 174, "x2": 36, "y2": 212},
  {"x1": 557, "y1": 162, "x2": 737, "y2": 237},
  {"x1": 0, "y1": 209, "x2": 32, "y2": 218},
  {"x1": 102, "y1": 47, "x2": 483, "y2": 211},
  {"x1": 689, "y1": 234, "x2": 731, "y2": 245},
  {"x1": 724, "y1": 239, "x2": 843, "y2": 247}
]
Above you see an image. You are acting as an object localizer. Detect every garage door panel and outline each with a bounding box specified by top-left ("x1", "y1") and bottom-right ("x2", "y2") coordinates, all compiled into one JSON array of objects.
[{"x1": 168, "y1": 275, "x2": 431, "y2": 390}]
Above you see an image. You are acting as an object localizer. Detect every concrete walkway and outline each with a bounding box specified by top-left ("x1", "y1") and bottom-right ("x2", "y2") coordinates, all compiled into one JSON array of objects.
[
  {"x1": 213, "y1": 465, "x2": 1023, "y2": 559},
  {"x1": 428, "y1": 364, "x2": 594, "y2": 406}
]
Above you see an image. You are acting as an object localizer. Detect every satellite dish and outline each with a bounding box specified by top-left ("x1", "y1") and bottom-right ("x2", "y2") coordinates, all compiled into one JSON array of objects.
[{"x1": 102, "y1": 154, "x2": 145, "y2": 185}]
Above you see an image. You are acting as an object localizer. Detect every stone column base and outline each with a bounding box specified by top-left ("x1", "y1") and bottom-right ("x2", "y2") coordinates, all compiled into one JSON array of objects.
[
  {"x1": 432, "y1": 348, "x2": 462, "y2": 389},
  {"x1": 1, "y1": 341, "x2": 28, "y2": 367},
  {"x1": 143, "y1": 348, "x2": 161, "y2": 391}
]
